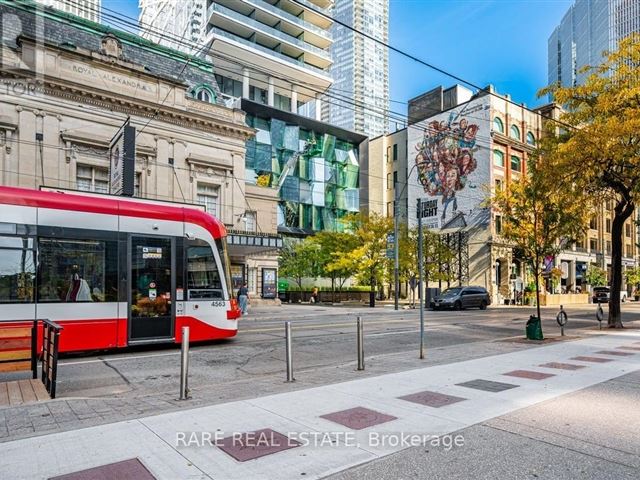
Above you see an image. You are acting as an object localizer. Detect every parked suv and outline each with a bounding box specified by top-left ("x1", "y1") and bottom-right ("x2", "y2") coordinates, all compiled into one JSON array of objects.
[
  {"x1": 430, "y1": 286, "x2": 491, "y2": 310},
  {"x1": 592, "y1": 286, "x2": 627, "y2": 303}
]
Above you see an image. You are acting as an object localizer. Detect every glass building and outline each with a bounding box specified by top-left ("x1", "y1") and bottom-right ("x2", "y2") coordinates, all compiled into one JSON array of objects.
[
  {"x1": 548, "y1": 0, "x2": 640, "y2": 89},
  {"x1": 242, "y1": 99, "x2": 366, "y2": 235}
]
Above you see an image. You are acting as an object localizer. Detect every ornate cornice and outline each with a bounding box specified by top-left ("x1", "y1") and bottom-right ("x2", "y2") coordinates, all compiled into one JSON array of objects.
[{"x1": 0, "y1": 71, "x2": 254, "y2": 142}]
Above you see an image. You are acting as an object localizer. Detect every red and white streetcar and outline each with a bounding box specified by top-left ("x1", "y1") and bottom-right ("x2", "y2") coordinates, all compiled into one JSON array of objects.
[{"x1": 0, "y1": 186, "x2": 241, "y2": 353}]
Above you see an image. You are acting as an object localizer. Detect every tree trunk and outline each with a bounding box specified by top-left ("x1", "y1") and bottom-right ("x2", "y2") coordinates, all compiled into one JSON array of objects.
[
  {"x1": 369, "y1": 274, "x2": 375, "y2": 308},
  {"x1": 608, "y1": 199, "x2": 635, "y2": 328}
]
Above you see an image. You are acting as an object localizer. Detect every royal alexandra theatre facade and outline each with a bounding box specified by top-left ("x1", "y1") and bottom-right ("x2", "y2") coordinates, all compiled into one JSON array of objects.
[{"x1": 0, "y1": 2, "x2": 283, "y2": 301}]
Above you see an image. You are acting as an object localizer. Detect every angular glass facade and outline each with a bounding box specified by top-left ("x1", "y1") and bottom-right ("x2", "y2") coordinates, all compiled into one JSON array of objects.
[{"x1": 245, "y1": 115, "x2": 360, "y2": 234}]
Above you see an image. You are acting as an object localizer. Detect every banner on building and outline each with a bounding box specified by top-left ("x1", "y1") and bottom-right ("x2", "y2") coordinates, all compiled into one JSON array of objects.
[{"x1": 109, "y1": 120, "x2": 135, "y2": 196}]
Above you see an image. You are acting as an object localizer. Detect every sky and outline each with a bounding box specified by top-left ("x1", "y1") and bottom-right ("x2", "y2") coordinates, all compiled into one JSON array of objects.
[{"x1": 103, "y1": 0, "x2": 572, "y2": 115}]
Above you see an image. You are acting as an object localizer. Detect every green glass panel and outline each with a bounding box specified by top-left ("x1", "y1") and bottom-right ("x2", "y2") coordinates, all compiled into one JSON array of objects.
[
  {"x1": 245, "y1": 138, "x2": 256, "y2": 170},
  {"x1": 281, "y1": 176, "x2": 300, "y2": 202},
  {"x1": 322, "y1": 134, "x2": 336, "y2": 163},
  {"x1": 271, "y1": 118, "x2": 286, "y2": 149},
  {"x1": 284, "y1": 125, "x2": 299, "y2": 151},
  {"x1": 324, "y1": 184, "x2": 336, "y2": 208},
  {"x1": 301, "y1": 204, "x2": 313, "y2": 229},
  {"x1": 344, "y1": 164, "x2": 359, "y2": 188},
  {"x1": 255, "y1": 143, "x2": 272, "y2": 172},
  {"x1": 313, "y1": 206, "x2": 323, "y2": 231},
  {"x1": 299, "y1": 180, "x2": 312, "y2": 205}
]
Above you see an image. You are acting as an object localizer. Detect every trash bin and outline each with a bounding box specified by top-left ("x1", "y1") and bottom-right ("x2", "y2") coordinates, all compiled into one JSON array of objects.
[{"x1": 526, "y1": 315, "x2": 544, "y2": 340}]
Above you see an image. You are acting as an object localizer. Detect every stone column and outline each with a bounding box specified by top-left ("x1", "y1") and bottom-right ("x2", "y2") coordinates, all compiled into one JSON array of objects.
[
  {"x1": 291, "y1": 86, "x2": 298, "y2": 113},
  {"x1": 242, "y1": 68, "x2": 250, "y2": 99},
  {"x1": 315, "y1": 95, "x2": 322, "y2": 121},
  {"x1": 267, "y1": 76, "x2": 275, "y2": 107}
]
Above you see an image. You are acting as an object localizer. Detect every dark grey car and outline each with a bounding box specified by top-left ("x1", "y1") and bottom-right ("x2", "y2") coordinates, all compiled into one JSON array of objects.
[{"x1": 430, "y1": 286, "x2": 491, "y2": 310}]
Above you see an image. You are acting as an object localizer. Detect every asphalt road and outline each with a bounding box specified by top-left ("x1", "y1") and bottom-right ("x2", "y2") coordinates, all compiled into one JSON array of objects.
[{"x1": 53, "y1": 303, "x2": 640, "y2": 400}]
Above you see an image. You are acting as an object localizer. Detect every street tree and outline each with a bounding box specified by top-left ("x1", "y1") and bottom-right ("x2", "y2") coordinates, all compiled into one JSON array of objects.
[
  {"x1": 585, "y1": 265, "x2": 607, "y2": 288},
  {"x1": 340, "y1": 213, "x2": 393, "y2": 307},
  {"x1": 542, "y1": 34, "x2": 640, "y2": 328},
  {"x1": 491, "y1": 140, "x2": 590, "y2": 329},
  {"x1": 309, "y1": 231, "x2": 358, "y2": 301},
  {"x1": 278, "y1": 239, "x2": 320, "y2": 291}
]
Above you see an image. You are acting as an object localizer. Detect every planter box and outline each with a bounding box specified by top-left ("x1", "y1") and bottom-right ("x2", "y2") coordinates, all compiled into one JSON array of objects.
[{"x1": 540, "y1": 293, "x2": 589, "y2": 306}]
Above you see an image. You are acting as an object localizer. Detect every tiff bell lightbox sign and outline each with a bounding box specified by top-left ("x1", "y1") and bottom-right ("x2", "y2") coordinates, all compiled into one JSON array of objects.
[{"x1": 109, "y1": 122, "x2": 136, "y2": 196}]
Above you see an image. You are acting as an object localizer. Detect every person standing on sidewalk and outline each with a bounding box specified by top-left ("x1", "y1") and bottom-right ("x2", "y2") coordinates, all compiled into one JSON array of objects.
[{"x1": 238, "y1": 283, "x2": 249, "y2": 315}]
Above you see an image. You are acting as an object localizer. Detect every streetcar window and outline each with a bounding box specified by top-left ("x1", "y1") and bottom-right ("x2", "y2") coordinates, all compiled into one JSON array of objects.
[
  {"x1": 187, "y1": 240, "x2": 224, "y2": 300},
  {"x1": 0, "y1": 236, "x2": 35, "y2": 303},
  {"x1": 38, "y1": 238, "x2": 118, "y2": 302}
]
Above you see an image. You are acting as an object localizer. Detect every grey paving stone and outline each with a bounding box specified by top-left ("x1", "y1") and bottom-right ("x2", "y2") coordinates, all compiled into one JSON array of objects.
[{"x1": 456, "y1": 379, "x2": 520, "y2": 392}]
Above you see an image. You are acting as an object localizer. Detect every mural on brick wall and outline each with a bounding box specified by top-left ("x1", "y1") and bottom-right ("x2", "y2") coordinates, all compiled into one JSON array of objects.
[{"x1": 408, "y1": 96, "x2": 490, "y2": 230}]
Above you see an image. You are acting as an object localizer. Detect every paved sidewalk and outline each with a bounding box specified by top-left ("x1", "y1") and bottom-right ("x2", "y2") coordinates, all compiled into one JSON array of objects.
[{"x1": 0, "y1": 331, "x2": 638, "y2": 479}]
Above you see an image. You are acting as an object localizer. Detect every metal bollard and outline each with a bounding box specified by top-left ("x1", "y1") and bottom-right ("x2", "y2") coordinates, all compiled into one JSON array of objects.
[
  {"x1": 556, "y1": 304, "x2": 568, "y2": 337},
  {"x1": 285, "y1": 321, "x2": 294, "y2": 382},
  {"x1": 179, "y1": 326, "x2": 191, "y2": 400},
  {"x1": 356, "y1": 316, "x2": 364, "y2": 371}
]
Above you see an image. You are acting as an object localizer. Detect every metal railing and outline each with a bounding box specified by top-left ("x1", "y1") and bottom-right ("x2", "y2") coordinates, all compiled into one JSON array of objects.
[{"x1": 41, "y1": 319, "x2": 63, "y2": 399}]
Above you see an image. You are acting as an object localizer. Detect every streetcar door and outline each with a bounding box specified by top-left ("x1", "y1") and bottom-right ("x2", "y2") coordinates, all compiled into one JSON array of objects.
[{"x1": 129, "y1": 236, "x2": 175, "y2": 342}]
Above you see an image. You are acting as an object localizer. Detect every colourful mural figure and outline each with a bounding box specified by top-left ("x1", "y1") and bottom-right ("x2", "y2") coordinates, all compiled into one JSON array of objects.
[{"x1": 415, "y1": 113, "x2": 479, "y2": 221}]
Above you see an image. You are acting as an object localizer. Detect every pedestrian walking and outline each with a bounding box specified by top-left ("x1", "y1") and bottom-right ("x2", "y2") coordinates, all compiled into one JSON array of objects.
[
  {"x1": 310, "y1": 286, "x2": 319, "y2": 304},
  {"x1": 238, "y1": 283, "x2": 249, "y2": 315}
]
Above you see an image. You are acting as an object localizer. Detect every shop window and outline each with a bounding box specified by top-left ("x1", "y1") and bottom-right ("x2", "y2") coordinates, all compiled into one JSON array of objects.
[
  {"x1": 77, "y1": 165, "x2": 108, "y2": 193},
  {"x1": 0, "y1": 236, "x2": 35, "y2": 303},
  {"x1": 197, "y1": 183, "x2": 219, "y2": 217},
  {"x1": 493, "y1": 150, "x2": 504, "y2": 167},
  {"x1": 248, "y1": 267, "x2": 257, "y2": 294},
  {"x1": 37, "y1": 237, "x2": 118, "y2": 302},
  {"x1": 493, "y1": 117, "x2": 504, "y2": 134},
  {"x1": 187, "y1": 241, "x2": 223, "y2": 300},
  {"x1": 230, "y1": 264, "x2": 244, "y2": 293}
]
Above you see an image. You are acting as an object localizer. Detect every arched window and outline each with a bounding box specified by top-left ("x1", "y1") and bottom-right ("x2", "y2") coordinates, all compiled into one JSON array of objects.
[
  {"x1": 510, "y1": 124, "x2": 521, "y2": 140},
  {"x1": 526, "y1": 132, "x2": 535, "y2": 145},
  {"x1": 191, "y1": 84, "x2": 216, "y2": 103},
  {"x1": 493, "y1": 150, "x2": 504, "y2": 167},
  {"x1": 493, "y1": 117, "x2": 504, "y2": 133}
]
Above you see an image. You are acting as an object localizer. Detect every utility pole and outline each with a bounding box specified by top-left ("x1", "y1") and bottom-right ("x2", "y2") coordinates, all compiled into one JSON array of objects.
[
  {"x1": 417, "y1": 198, "x2": 425, "y2": 359},
  {"x1": 394, "y1": 188, "x2": 400, "y2": 311}
]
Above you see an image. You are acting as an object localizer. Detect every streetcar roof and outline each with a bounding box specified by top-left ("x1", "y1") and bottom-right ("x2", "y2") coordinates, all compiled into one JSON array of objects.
[{"x1": 0, "y1": 186, "x2": 226, "y2": 239}]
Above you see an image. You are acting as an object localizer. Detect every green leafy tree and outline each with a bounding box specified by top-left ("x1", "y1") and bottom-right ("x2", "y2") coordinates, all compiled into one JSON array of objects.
[
  {"x1": 278, "y1": 239, "x2": 321, "y2": 290},
  {"x1": 340, "y1": 213, "x2": 394, "y2": 307},
  {"x1": 626, "y1": 266, "x2": 640, "y2": 298},
  {"x1": 542, "y1": 34, "x2": 640, "y2": 328},
  {"x1": 585, "y1": 265, "x2": 607, "y2": 287},
  {"x1": 491, "y1": 138, "x2": 590, "y2": 328},
  {"x1": 309, "y1": 231, "x2": 358, "y2": 300}
]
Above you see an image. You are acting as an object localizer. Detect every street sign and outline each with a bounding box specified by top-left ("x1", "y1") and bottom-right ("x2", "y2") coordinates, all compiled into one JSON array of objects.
[{"x1": 416, "y1": 198, "x2": 438, "y2": 219}]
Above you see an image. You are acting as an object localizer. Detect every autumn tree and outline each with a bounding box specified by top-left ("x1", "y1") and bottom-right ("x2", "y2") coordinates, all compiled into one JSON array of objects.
[
  {"x1": 491, "y1": 140, "x2": 590, "y2": 328},
  {"x1": 542, "y1": 34, "x2": 640, "y2": 328},
  {"x1": 309, "y1": 231, "x2": 358, "y2": 301},
  {"x1": 339, "y1": 213, "x2": 393, "y2": 307}
]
